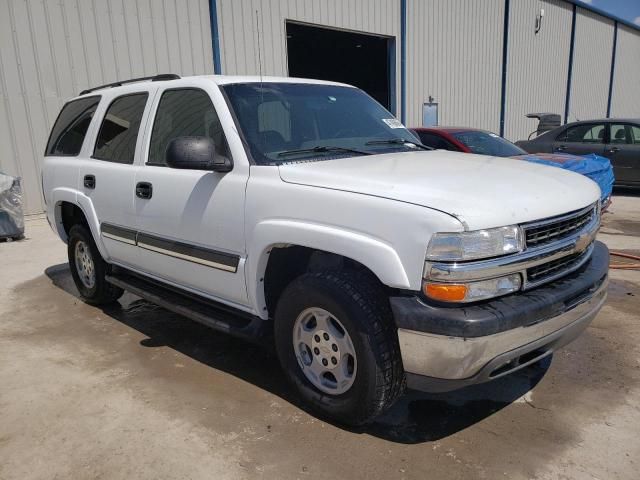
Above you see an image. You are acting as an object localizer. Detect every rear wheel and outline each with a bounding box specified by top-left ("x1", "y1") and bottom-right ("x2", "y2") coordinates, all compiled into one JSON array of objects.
[
  {"x1": 68, "y1": 224, "x2": 123, "y2": 305},
  {"x1": 274, "y1": 271, "x2": 404, "y2": 425}
]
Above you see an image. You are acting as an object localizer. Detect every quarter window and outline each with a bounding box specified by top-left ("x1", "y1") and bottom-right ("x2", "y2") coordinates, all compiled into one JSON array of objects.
[
  {"x1": 93, "y1": 93, "x2": 148, "y2": 164},
  {"x1": 148, "y1": 88, "x2": 230, "y2": 166},
  {"x1": 45, "y1": 96, "x2": 101, "y2": 156},
  {"x1": 631, "y1": 125, "x2": 640, "y2": 144},
  {"x1": 557, "y1": 124, "x2": 605, "y2": 143}
]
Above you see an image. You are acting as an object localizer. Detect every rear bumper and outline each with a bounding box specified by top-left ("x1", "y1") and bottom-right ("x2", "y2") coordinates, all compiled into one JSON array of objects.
[{"x1": 391, "y1": 241, "x2": 609, "y2": 392}]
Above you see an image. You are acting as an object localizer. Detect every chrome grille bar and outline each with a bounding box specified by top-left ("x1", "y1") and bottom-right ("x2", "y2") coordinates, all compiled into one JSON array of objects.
[{"x1": 524, "y1": 205, "x2": 596, "y2": 248}]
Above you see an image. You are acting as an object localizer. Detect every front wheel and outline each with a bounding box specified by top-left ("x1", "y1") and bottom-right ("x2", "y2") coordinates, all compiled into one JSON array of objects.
[
  {"x1": 274, "y1": 271, "x2": 404, "y2": 425},
  {"x1": 68, "y1": 224, "x2": 124, "y2": 305}
]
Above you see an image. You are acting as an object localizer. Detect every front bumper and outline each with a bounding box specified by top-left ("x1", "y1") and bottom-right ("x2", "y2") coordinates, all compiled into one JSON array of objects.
[{"x1": 391, "y1": 241, "x2": 609, "y2": 392}]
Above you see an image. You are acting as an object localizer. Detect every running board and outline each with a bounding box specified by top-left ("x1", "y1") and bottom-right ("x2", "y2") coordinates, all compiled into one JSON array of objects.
[{"x1": 105, "y1": 270, "x2": 271, "y2": 343}]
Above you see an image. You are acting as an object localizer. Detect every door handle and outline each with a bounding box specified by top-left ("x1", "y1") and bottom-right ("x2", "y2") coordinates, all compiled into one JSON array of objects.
[
  {"x1": 136, "y1": 182, "x2": 153, "y2": 199},
  {"x1": 84, "y1": 175, "x2": 96, "y2": 189},
  {"x1": 555, "y1": 145, "x2": 566, "y2": 152},
  {"x1": 608, "y1": 146, "x2": 620, "y2": 153}
]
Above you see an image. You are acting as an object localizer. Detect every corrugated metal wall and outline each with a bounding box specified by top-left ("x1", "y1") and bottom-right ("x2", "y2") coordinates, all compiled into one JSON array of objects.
[
  {"x1": 504, "y1": 0, "x2": 573, "y2": 141},
  {"x1": 568, "y1": 7, "x2": 614, "y2": 122},
  {"x1": 215, "y1": 0, "x2": 401, "y2": 104},
  {"x1": 217, "y1": 0, "x2": 400, "y2": 74},
  {"x1": 610, "y1": 25, "x2": 640, "y2": 118},
  {"x1": 405, "y1": 0, "x2": 505, "y2": 131},
  {"x1": 0, "y1": 0, "x2": 213, "y2": 214}
]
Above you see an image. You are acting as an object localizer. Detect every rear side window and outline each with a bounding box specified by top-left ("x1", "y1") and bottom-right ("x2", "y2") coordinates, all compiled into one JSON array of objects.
[
  {"x1": 148, "y1": 88, "x2": 230, "y2": 166},
  {"x1": 45, "y1": 96, "x2": 100, "y2": 156},
  {"x1": 557, "y1": 123, "x2": 605, "y2": 143},
  {"x1": 93, "y1": 93, "x2": 148, "y2": 164}
]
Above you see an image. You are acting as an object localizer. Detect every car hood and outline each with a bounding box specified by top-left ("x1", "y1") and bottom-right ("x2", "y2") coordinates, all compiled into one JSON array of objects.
[{"x1": 278, "y1": 150, "x2": 600, "y2": 230}]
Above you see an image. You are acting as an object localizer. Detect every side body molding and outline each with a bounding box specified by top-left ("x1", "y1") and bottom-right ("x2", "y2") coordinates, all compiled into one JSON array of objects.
[{"x1": 247, "y1": 219, "x2": 411, "y2": 319}]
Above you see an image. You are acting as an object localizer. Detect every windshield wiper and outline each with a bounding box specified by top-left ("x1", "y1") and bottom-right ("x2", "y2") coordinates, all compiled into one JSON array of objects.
[
  {"x1": 277, "y1": 145, "x2": 372, "y2": 158},
  {"x1": 365, "y1": 138, "x2": 433, "y2": 150}
]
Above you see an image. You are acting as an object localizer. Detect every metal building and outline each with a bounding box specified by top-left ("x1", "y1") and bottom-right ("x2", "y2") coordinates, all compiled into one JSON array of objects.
[{"x1": 1, "y1": 0, "x2": 639, "y2": 214}]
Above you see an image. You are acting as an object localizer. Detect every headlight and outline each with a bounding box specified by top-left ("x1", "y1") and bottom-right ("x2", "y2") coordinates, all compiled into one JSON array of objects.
[
  {"x1": 423, "y1": 274, "x2": 522, "y2": 303},
  {"x1": 426, "y1": 226, "x2": 523, "y2": 262}
]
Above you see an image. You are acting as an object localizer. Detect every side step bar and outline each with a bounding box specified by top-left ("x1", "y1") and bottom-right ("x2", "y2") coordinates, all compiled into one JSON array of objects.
[{"x1": 105, "y1": 269, "x2": 271, "y2": 343}]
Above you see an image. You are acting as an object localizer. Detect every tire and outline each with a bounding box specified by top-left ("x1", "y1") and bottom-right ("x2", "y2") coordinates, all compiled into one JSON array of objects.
[
  {"x1": 67, "y1": 224, "x2": 124, "y2": 305},
  {"x1": 274, "y1": 270, "x2": 404, "y2": 426}
]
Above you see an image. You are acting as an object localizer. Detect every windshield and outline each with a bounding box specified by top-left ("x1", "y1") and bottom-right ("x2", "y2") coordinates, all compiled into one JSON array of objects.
[
  {"x1": 221, "y1": 82, "x2": 422, "y2": 164},
  {"x1": 452, "y1": 131, "x2": 527, "y2": 157}
]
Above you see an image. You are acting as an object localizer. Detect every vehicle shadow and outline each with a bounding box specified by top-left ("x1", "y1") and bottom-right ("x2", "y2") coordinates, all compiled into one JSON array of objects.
[
  {"x1": 45, "y1": 263, "x2": 549, "y2": 445},
  {"x1": 613, "y1": 186, "x2": 640, "y2": 197}
]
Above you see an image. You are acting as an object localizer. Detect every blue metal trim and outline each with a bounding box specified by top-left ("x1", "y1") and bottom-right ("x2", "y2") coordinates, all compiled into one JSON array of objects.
[
  {"x1": 388, "y1": 38, "x2": 397, "y2": 116},
  {"x1": 565, "y1": 0, "x2": 640, "y2": 33},
  {"x1": 607, "y1": 21, "x2": 618, "y2": 118},
  {"x1": 499, "y1": 0, "x2": 510, "y2": 137},
  {"x1": 564, "y1": 4, "x2": 577, "y2": 124},
  {"x1": 400, "y1": 0, "x2": 406, "y2": 124},
  {"x1": 208, "y1": 0, "x2": 222, "y2": 74}
]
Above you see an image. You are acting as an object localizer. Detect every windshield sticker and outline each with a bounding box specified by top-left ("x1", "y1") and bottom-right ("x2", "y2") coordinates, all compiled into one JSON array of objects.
[{"x1": 382, "y1": 118, "x2": 405, "y2": 129}]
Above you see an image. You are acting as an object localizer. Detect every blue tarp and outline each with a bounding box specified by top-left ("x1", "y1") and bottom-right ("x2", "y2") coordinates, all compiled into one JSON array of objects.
[{"x1": 516, "y1": 153, "x2": 614, "y2": 203}]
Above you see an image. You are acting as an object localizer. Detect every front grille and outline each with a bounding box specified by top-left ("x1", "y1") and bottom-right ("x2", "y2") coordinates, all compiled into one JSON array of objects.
[
  {"x1": 526, "y1": 247, "x2": 591, "y2": 284},
  {"x1": 525, "y1": 206, "x2": 595, "y2": 248}
]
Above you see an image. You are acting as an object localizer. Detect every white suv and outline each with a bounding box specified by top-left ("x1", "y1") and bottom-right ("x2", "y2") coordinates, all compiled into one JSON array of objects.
[{"x1": 43, "y1": 74, "x2": 609, "y2": 425}]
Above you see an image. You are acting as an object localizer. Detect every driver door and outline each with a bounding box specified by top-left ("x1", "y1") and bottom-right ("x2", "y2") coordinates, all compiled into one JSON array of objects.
[{"x1": 133, "y1": 86, "x2": 249, "y2": 307}]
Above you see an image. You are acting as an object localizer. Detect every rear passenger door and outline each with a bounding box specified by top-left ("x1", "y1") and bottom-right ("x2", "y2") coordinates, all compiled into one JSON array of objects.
[
  {"x1": 133, "y1": 86, "x2": 249, "y2": 307},
  {"x1": 552, "y1": 123, "x2": 606, "y2": 157},
  {"x1": 77, "y1": 91, "x2": 151, "y2": 268},
  {"x1": 607, "y1": 124, "x2": 640, "y2": 185}
]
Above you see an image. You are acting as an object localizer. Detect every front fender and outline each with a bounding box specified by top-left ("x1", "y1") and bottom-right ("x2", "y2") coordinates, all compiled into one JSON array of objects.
[{"x1": 247, "y1": 219, "x2": 411, "y2": 318}]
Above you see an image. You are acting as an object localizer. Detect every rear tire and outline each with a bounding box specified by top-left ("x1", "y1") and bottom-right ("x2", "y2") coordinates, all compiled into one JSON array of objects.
[
  {"x1": 274, "y1": 271, "x2": 404, "y2": 425},
  {"x1": 68, "y1": 224, "x2": 123, "y2": 305}
]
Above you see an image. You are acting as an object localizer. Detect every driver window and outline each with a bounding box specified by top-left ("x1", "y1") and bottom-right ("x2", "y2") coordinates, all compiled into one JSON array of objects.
[{"x1": 148, "y1": 88, "x2": 230, "y2": 166}]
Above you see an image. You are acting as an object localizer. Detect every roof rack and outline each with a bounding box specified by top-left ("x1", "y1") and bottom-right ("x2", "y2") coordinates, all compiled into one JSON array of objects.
[{"x1": 79, "y1": 73, "x2": 180, "y2": 95}]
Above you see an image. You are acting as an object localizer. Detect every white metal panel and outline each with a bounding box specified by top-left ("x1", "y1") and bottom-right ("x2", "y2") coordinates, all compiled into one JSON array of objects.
[
  {"x1": 504, "y1": 0, "x2": 573, "y2": 141},
  {"x1": 569, "y1": 7, "x2": 614, "y2": 122},
  {"x1": 215, "y1": 0, "x2": 401, "y2": 111},
  {"x1": 610, "y1": 25, "x2": 640, "y2": 118},
  {"x1": 0, "y1": 0, "x2": 214, "y2": 214},
  {"x1": 405, "y1": 0, "x2": 505, "y2": 131}
]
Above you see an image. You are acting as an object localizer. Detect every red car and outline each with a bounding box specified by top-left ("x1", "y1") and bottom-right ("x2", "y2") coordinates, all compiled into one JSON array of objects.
[
  {"x1": 411, "y1": 127, "x2": 614, "y2": 209},
  {"x1": 411, "y1": 126, "x2": 532, "y2": 156}
]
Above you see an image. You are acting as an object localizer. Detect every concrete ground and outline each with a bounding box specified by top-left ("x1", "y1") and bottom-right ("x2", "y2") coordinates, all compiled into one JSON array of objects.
[{"x1": 1, "y1": 193, "x2": 639, "y2": 480}]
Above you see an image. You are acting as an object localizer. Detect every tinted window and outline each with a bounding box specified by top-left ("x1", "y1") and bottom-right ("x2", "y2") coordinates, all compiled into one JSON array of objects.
[
  {"x1": 221, "y1": 83, "x2": 420, "y2": 165},
  {"x1": 45, "y1": 96, "x2": 100, "y2": 156},
  {"x1": 610, "y1": 124, "x2": 629, "y2": 144},
  {"x1": 452, "y1": 131, "x2": 526, "y2": 157},
  {"x1": 415, "y1": 132, "x2": 459, "y2": 151},
  {"x1": 557, "y1": 123, "x2": 605, "y2": 143},
  {"x1": 93, "y1": 93, "x2": 148, "y2": 164},
  {"x1": 148, "y1": 88, "x2": 230, "y2": 166}
]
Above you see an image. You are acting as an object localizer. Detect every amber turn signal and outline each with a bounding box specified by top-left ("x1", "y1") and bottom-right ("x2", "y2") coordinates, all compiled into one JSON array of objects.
[{"x1": 423, "y1": 283, "x2": 467, "y2": 302}]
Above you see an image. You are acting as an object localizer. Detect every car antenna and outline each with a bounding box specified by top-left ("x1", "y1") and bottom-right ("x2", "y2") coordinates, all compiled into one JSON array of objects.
[{"x1": 256, "y1": 9, "x2": 265, "y2": 151}]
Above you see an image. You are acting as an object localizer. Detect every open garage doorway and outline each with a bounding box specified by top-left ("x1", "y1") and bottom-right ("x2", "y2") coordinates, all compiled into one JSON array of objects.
[{"x1": 286, "y1": 21, "x2": 395, "y2": 113}]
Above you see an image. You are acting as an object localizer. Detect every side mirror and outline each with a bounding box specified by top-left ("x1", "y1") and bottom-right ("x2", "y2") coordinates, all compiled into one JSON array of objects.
[{"x1": 165, "y1": 136, "x2": 232, "y2": 172}]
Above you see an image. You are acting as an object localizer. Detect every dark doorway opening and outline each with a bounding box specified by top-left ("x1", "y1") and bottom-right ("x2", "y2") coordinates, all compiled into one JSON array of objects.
[{"x1": 286, "y1": 21, "x2": 394, "y2": 112}]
